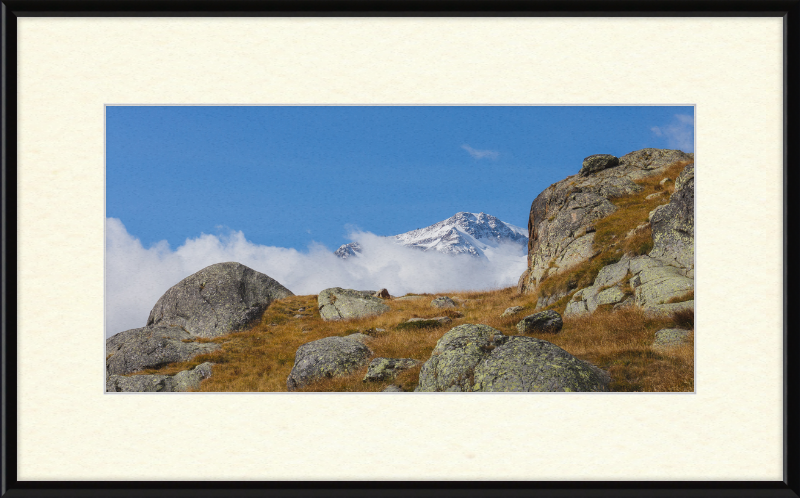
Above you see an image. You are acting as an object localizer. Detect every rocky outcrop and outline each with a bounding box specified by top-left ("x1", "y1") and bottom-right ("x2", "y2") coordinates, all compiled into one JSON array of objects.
[
  {"x1": 518, "y1": 148, "x2": 693, "y2": 295},
  {"x1": 652, "y1": 328, "x2": 692, "y2": 351},
  {"x1": 649, "y1": 163, "x2": 694, "y2": 269},
  {"x1": 431, "y1": 296, "x2": 456, "y2": 308},
  {"x1": 363, "y1": 358, "x2": 421, "y2": 382},
  {"x1": 106, "y1": 362, "x2": 214, "y2": 392},
  {"x1": 415, "y1": 324, "x2": 609, "y2": 392},
  {"x1": 317, "y1": 287, "x2": 390, "y2": 321},
  {"x1": 516, "y1": 310, "x2": 563, "y2": 334},
  {"x1": 147, "y1": 262, "x2": 294, "y2": 338},
  {"x1": 564, "y1": 253, "x2": 693, "y2": 317},
  {"x1": 106, "y1": 325, "x2": 220, "y2": 376},
  {"x1": 286, "y1": 336, "x2": 373, "y2": 391}
]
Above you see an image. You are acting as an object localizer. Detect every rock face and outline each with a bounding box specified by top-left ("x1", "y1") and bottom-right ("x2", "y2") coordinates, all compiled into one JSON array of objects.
[
  {"x1": 518, "y1": 148, "x2": 693, "y2": 295},
  {"x1": 147, "y1": 262, "x2": 294, "y2": 338},
  {"x1": 106, "y1": 362, "x2": 214, "y2": 392},
  {"x1": 286, "y1": 336, "x2": 373, "y2": 391},
  {"x1": 318, "y1": 287, "x2": 390, "y2": 321},
  {"x1": 363, "y1": 358, "x2": 421, "y2": 382},
  {"x1": 564, "y1": 252, "x2": 693, "y2": 317},
  {"x1": 652, "y1": 328, "x2": 692, "y2": 351},
  {"x1": 649, "y1": 163, "x2": 694, "y2": 269},
  {"x1": 580, "y1": 154, "x2": 620, "y2": 176},
  {"x1": 415, "y1": 324, "x2": 609, "y2": 392},
  {"x1": 431, "y1": 296, "x2": 456, "y2": 308},
  {"x1": 106, "y1": 325, "x2": 220, "y2": 376},
  {"x1": 516, "y1": 310, "x2": 563, "y2": 334}
]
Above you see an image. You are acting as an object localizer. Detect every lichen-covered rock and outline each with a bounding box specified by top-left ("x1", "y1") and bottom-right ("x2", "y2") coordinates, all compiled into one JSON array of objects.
[
  {"x1": 580, "y1": 154, "x2": 620, "y2": 176},
  {"x1": 652, "y1": 328, "x2": 692, "y2": 351},
  {"x1": 632, "y1": 265, "x2": 693, "y2": 307},
  {"x1": 416, "y1": 324, "x2": 507, "y2": 392},
  {"x1": 516, "y1": 310, "x2": 563, "y2": 334},
  {"x1": 106, "y1": 362, "x2": 214, "y2": 392},
  {"x1": 382, "y1": 384, "x2": 406, "y2": 392},
  {"x1": 146, "y1": 262, "x2": 294, "y2": 338},
  {"x1": 431, "y1": 296, "x2": 456, "y2": 308},
  {"x1": 649, "y1": 163, "x2": 694, "y2": 269},
  {"x1": 363, "y1": 358, "x2": 421, "y2": 382},
  {"x1": 286, "y1": 336, "x2": 372, "y2": 391},
  {"x1": 518, "y1": 148, "x2": 692, "y2": 295},
  {"x1": 501, "y1": 306, "x2": 525, "y2": 317},
  {"x1": 344, "y1": 332, "x2": 374, "y2": 344},
  {"x1": 317, "y1": 287, "x2": 390, "y2": 321},
  {"x1": 106, "y1": 325, "x2": 220, "y2": 376},
  {"x1": 415, "y1": 324, "x2": 609, "y2": 392},
  {"x1": 472, "y1": 337, "x2": 610, "y2": 392},
  {"x1": 644, "y1": 300, "x2": 694, "y2": 317}
]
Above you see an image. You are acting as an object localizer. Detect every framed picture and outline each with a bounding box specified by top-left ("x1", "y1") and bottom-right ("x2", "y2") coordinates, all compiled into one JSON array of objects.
[{"x1": 3, "y1": 1, "x2": 795, "y2": 496}]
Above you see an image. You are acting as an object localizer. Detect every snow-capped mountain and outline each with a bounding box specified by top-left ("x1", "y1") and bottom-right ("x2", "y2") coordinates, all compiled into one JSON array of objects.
[{"x1": 335, "y1": 212, "x2": 528, "y2": 259}]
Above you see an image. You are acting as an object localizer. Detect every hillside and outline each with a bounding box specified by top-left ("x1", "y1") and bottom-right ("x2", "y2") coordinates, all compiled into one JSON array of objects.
[{"x1": 106, "y1": 148, "x2": 694, "y2": 393}]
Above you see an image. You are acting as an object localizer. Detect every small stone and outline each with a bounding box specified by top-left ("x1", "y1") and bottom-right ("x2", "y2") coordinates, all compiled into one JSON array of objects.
[
  {"x1": 516, "y1": 310, "x2": 564, "y2": 334},
  {"x1": 431, "y1": 296, "x2": 456, "y2": 308},
  {"x1": 501, "y1": 306, "x2": 524, "y2": 317}
]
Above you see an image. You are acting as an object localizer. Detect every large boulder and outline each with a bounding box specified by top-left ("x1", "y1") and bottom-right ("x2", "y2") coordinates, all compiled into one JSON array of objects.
[
  {"x1": 415, "y1": 324, "x2": 609, "y2": 392},
  {"x1": 146, "y1": 262, "x2": 294, "y2": 338},
  {"x1": 317, "y1": 287, "x2": 390, "y2": 321},
  {"x1": 286, "y1": 336, "x2": 373, "y2": 391},
  {"x1": 518, "y1": 148, "x2": 692, "y2": 295},
  {"x1": 580, "y1": 154, "x2": 619, "y2": 176},
  {"x1": 649, "y1": 163, "x2": 694, "y2": 269},
  {"x1": 106, "y1": 325, "x2": 220, "y2": 376},
  {"x1": 106, "y1": 362, "x2": 214, "y2": 392},
  {"x1": 472, "y1": 337, "x2": 611, "y2": 392}
]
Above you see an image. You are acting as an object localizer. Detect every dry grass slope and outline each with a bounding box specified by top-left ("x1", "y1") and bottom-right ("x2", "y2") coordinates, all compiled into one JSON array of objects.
[{"x1": 129, "y1": 284, "x2": 693, "y2": 392}]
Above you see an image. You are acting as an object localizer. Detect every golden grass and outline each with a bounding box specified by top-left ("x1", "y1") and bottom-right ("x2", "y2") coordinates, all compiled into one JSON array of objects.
[{"x1": 130, "y1": 284, "x2": 693, "y2": 393}]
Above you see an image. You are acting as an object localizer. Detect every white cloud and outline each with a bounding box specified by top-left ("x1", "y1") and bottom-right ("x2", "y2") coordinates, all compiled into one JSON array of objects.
[
  {"x1": 651, "y1": 114, "x2": 694, "y2": 152},
  {"x1": 105, "y1": 218, "x2": 527, "y2": 337},
  {"x1": 461, "y1": 144, "x2": 499, "y2": 160}
]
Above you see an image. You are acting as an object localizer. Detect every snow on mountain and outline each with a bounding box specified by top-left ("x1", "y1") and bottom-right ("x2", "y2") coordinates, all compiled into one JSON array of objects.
[{"x1": 335, "y1": 212, "x2": 528, "y2": 259}]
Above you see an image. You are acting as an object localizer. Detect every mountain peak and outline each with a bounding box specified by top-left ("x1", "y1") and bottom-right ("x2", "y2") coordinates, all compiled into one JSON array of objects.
[{"x1": 336, "y1": 212, "x2": 528, "y2": 259}]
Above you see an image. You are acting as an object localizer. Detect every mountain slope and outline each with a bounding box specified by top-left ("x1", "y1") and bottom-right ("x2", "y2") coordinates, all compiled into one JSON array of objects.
[{"x1": 336, "y1": 212, "x2": 528, "y2": 259}]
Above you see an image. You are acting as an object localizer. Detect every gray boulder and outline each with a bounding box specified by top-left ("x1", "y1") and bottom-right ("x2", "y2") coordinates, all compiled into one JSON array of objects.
[
  {"x1": 516, "y1": 310, "x2": 563, "y2": 334},
  {"x1": 415, "y1": 324, "x2": 609, "y2": 392},
  {"x1": 106, "y1": 362, "x2": 214, "y2": 392},
  {"x1": 106, "y1": 325, "x2": 220, "y2": 376},
  {"x1": 652, "y1": 328, "x2": 692, "y2": 351},
  {"x1": 472, "y1": 337, "x2": 610, "y2": 392},
  {"x1": 146, "y1": 262, "x2": 294, "y2": 338},
  {"x1": 431, "y1": 296, "x2": 456, "y2": 308},
  {"x1": 382, "y1": 384, "x2": 406, "y2": 392},
  {"x1": 318, "y1": 287, "x2": 390, "y2": 321},
  {"x1": 580, "y1": 154, "x2": 620, "y2": 176},
  {"x1": 286, "y1": 336, "x2": 373, "y2": 391},
  {"x1": 363, "y1": 358, "x2": 421, "y2": 382}
]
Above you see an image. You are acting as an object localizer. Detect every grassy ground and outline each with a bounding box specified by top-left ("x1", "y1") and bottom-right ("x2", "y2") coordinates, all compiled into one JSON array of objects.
[{"x1": 130, "y1": 286, "x2": 693, "y2": 393}]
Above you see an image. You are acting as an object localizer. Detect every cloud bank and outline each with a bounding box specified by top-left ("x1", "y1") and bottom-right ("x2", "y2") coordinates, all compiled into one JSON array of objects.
[
  {"x1": 106, "y1": 218, "x2": 527, "y2": 337},
  {"x1": 461, "y1": 144, "x2": 499, "y2": 160},
  {"x1": 651, "y1": 114, "x2": 694, "y2": 152}
]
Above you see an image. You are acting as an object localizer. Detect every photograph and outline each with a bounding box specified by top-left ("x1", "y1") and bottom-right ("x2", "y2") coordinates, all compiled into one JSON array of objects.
[{"x1": 105, "y1": 105, "x2": 696, "y2": 393}]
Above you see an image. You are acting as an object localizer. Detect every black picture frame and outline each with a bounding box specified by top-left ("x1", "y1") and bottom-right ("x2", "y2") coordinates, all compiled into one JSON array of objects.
[{"x1": 2, "y1": 1, "x2": 797, "y2": 497}]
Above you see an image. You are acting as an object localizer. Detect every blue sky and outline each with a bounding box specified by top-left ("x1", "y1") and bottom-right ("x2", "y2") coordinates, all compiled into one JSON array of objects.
[
  {"x1": 105, "y1": 105, "x2": 694, "y2": 334},
  {"x1": 106, "y1": 105, "x2": 694, "y2": 251}
]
